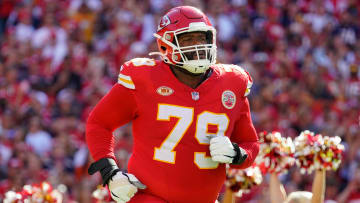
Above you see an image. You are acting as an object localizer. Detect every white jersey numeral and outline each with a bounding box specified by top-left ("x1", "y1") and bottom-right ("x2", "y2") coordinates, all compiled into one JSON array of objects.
[
  {"x1": 154, "y1": 104, "x2": 230, "y2": 169},
  {"x1": 130, "y1": 58, "x2": 156, "y2": 67},
  {"x1": 194, "y1": 111, "x2": 229, "y2": 169},
  {"x1": 154, "y1": 104, "x2": 193, "y2": 164}
]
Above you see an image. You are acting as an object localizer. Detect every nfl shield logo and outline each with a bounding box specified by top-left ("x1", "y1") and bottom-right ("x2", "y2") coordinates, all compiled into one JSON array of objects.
[{"x1": 191, "y1": 91, "x2": 200, "y2": 101}]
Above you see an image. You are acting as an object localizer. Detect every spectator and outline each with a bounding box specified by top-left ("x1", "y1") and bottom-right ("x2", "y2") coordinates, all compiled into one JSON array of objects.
[
  {"x1": 337, "y1": 166, "x2": 360, "y2": 202},
  {"x1": 0, "y1": 0, "x2": 359, "y2": 202},
  {"x1": 25, "y1": 117, "x2": 52, "y2": 157}
]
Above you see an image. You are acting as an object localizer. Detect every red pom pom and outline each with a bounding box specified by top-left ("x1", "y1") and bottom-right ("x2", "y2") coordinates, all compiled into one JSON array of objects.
[
  {"x1": 294, "y1": 130, "x2": 344, "y2": 174},
  {"x1": 255, "y1": 131, "x2": 295, "y2": 174},
  {"x1": 225, "y1": 165, "x2": 263, "y2": 197}
]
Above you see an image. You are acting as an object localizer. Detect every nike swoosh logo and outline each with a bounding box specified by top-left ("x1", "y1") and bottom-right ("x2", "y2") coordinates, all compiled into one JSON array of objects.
[{"x1": 111, "y1": 191, "x2": 119, "y2": 198}]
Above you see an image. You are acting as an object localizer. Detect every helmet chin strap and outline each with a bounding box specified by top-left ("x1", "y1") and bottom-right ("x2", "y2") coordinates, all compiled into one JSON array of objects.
[
  {"x1": 148, "y1": 52, "x2": 163, "y2": 56},
  {"x1": 149, "y1": 52, "x2": 173, "y2": 65},
  {"x1": 148, "y1": 51, "x2": 164, "y2": 62}
]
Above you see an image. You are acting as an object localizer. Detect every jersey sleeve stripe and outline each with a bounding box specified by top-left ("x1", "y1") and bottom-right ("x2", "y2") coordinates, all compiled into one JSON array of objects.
[
  {"x1": 118, "y1": 73, "x2": 135, "y2": 89},
  {"x1": 244, "y1": 77, "x2": 253, "y2": 97}
]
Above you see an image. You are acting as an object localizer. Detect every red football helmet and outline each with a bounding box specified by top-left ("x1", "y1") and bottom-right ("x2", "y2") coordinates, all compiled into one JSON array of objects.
[{"x1": 150, "y1": 6, "x2": 217, "y2": 74}]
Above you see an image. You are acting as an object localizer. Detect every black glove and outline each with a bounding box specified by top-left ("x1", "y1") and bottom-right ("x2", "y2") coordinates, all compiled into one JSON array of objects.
[
  {"x1": 88, "y1": 158, "x2": 121, "y2": 186},
  {"x1": 231, "y1": 142, "x2": 248, "y2": 165}
]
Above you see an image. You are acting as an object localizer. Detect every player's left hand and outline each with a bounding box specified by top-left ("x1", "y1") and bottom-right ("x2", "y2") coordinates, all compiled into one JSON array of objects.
[
  {"x1": 208, "y1": 135, "x2": 248, "y2": 164},
  {"x1": 209, "y1": 135, "x2": 236, "y2": 163}
]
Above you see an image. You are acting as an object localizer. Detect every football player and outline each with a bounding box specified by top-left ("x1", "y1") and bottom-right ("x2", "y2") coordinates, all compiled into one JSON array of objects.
[{"x1": 86, "y1": 6, "x2": 259, "y2": 203}]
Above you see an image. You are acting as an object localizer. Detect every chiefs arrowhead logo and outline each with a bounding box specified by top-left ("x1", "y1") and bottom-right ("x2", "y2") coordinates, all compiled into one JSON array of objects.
[
  {"x1": 157, "y1": 15, "x2": 171, "y2": 31},
  {"x1": 157, "y1": 86, "x2": 174, "y2": 96}
]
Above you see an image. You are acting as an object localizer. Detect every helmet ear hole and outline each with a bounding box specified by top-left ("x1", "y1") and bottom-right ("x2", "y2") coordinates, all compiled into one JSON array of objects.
[
  {"x1": 205, "y1": 31, "x2": 213, "y2": 44},
  {"x1": 161, "y1": 46, "x2": 167, "y2": 51}
]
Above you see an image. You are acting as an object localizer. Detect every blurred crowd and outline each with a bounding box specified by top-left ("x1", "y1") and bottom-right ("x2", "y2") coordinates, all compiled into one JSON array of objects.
[{"x1": 0, "y1": 0, "x2": 359, "y2": 202}]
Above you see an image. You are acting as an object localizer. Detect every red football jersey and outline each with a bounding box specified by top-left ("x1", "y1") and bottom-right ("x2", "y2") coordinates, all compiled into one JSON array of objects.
[{"x1": 86, "y1": 58, "x2": 259, "y2": 203}]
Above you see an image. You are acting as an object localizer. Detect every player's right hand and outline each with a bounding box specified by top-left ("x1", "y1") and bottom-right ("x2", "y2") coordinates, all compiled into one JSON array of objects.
[
  {"x1": 88, "y1": 158, "x2": 146, "y2": 203},
  {"x1": 108, "y1": 171, "x2": 146, "y2": 203}
]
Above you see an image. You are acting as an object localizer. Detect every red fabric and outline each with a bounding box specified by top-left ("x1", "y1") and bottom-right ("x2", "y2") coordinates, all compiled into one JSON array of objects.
[
  {"x1": 230, "y1": 97, "x2": 260, "y2": 169},
  {"x1": 86, "y1": 84, "x2": 137, "y2": 161},
  {"x1": 348, "y1": 191, "x2": 360, "y2": 202},
  {"x1": 86, "y1": 60, "x2": 259, "y2": 203},
  {"x1": 0, "y1": 1, "x2": 14, "y2": 18},
  {"x1": 128, "y1": 191, "x2": 167, "y2": 203}
]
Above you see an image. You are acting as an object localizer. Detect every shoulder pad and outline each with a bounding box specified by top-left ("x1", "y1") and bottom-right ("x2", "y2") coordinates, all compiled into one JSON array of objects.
[
  {"x1": 118, "y1": 58, "x2": 157, "y2": 89},
  {"x1": 218, "y1": 64, "x2": 253, "y2": 97},
  {"x1": 241, "y1": 68, "x2": 253, "y2": 97},
  {"x1": 124, "y1": 58, "x2": 156, "y2": 68}
]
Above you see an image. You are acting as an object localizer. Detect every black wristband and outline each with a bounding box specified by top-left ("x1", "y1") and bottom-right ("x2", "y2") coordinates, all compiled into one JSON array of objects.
[
  {"x1": 88, "y1": 158, "x2": 120, "y2": 186},
  {"x1": 231, "y1": 143, "x2": 248, "y2": 165}
]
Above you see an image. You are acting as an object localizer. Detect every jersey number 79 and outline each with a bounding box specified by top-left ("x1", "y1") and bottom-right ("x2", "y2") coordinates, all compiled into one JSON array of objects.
[{"x1": 154, "y1": 104, "x2": 230, "y2": 169}]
